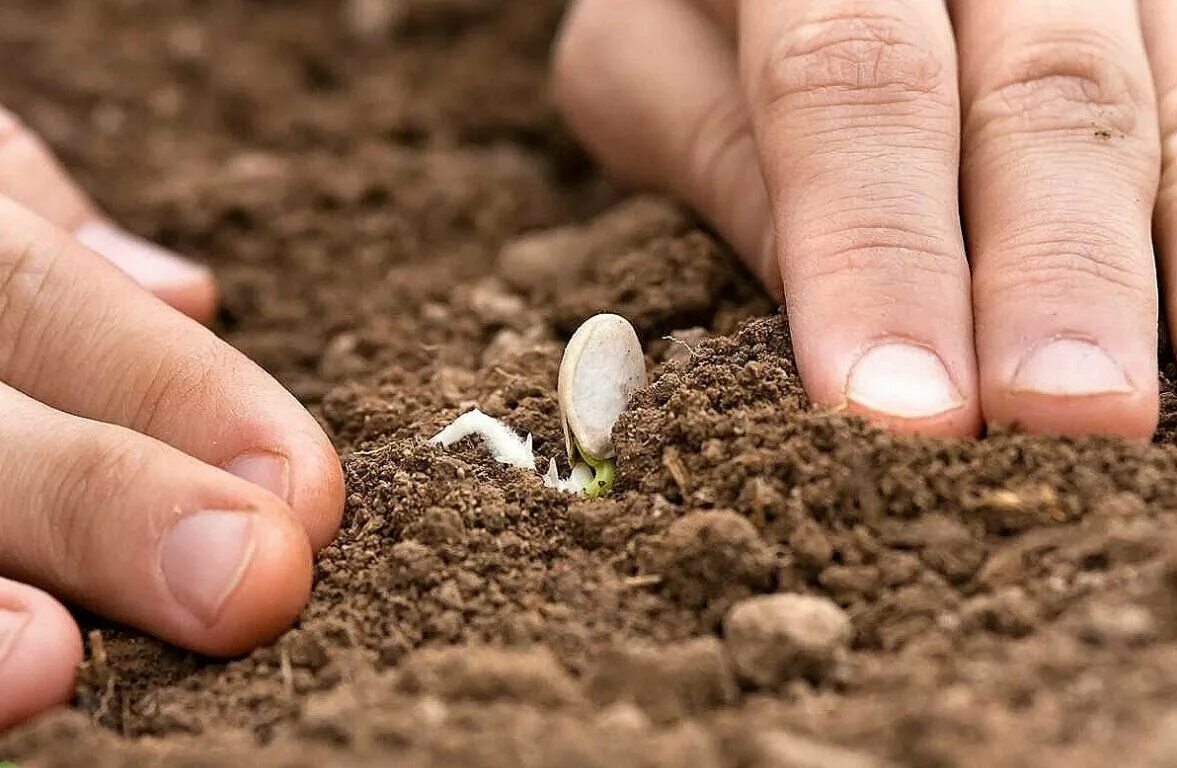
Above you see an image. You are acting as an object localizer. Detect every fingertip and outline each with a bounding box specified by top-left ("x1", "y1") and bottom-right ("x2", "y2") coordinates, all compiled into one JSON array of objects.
[
  {"x1": 0, "y1": 580, "x2": 82, "y2": 731},
  {"x1": 844, "y1": 400, "x2": 984, "y2": 438},
  {"x1": 180, "y1": 508, "x2": 313, "y2": 658},
  {"x1": 223, "y1": 429, "x2": 345, "y2": 554},
  {"x1": 288, "y1": 430, "x2": 346, "y2": 554},
  {"x1": 830, "y1": 340, "x2": 983, "y2": 438},
  {"x1": 154, "y1": 275, "x2": 219, "y2": 326},
  {"x1": 983, "y1": 338, "x2": 1159, "y2": 440},
  {"x1": 75, "y1": 220, "x2": 219, "y2": 324},
  {"x1": 983, "y1": 389, "x2": 1160, "y2": 441}
]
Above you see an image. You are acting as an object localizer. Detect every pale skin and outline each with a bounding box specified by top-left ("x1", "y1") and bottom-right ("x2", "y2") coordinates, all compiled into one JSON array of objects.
[
  {"x1": 1, "y1": 0, "x2": 1174, "y2": 732},
  {"x1": 0, "y1": 105, "x2": 345, "y2": 728}
]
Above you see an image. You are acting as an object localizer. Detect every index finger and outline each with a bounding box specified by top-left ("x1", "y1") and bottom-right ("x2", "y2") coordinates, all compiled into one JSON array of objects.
[{"x1": 736, "y1": 0, "x2": 979, "y2": 435}]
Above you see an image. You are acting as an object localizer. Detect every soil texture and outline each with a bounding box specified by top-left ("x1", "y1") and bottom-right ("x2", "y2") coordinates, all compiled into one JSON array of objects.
[{"x1": 6, "y1": 2, "x2": 1177, "y2": 766}]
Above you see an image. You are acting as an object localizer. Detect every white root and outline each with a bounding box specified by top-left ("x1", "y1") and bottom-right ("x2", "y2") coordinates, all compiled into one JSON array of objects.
[
  {"x1": 429, "y1": 409, "x2": 535, "y2": 470},
  {"x1": 542, "y1": 458, "x2": 594, "y2": 493},
  {"x1": 428, "y1": 409, "x2": 596, "y2": 495}
]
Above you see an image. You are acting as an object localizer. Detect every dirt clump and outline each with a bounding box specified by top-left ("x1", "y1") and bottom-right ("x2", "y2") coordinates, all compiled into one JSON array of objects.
[{"x1": 723, "y1": 594, "x2": 851, "y2": 687}]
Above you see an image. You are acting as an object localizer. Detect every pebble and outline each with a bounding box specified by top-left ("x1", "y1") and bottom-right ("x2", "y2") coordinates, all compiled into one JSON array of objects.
[{"x1": 723, "y1": 593, "x2": 852, "y2": 687}]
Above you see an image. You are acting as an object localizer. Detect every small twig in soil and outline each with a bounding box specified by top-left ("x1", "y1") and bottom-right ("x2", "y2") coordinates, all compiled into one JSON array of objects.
[
  {"x1": 620, "y1": 574, "x2": 663, "y2": 591},
  {"x1": 86, "y1": 630, "x2": 120, "y2": 728},
  {"x1": 662, "y1": 334, "x2": 702, "y2": 359},
  {"x1": 662, "y1": 447, "x2": 691, "y2": 496},
  {"x1": 349, "y1": 443, "x2": 395, "y2": 458},
  {"x1": 89, "y1": 629, "x2": 108, "y2": 670},
  {"x1": 280, "y1": 646, "x2": 294, "y2": 697}
]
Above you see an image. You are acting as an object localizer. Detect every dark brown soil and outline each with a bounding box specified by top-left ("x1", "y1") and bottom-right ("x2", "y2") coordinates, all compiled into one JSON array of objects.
[{"x1": 5, "y1": 2, "x2": 1177, "y2": 766}]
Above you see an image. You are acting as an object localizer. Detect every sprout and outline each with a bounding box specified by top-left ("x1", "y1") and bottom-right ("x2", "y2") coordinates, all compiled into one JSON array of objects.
[
  {"x1": 429, "y1": 409, "x2": 536, "y2": 470},
  {"x1": 429, "y1": 313, "x2": 645, "y2": 496},
  {"x1": 558, "y1": 313, "x2": 646, "y2": 497}
]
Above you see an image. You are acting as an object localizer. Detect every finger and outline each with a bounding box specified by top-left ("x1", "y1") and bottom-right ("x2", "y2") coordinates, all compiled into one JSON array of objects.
[
  {"x1": 0, "y1": 382, "x2": 313, "y2": 657},
  {"x1": 553, "y1": 0, "x2": 778, "y2": 293},
  {"x1": 1142, "y1": 0, "x2": 1177, "y2": 378},
  {"x1": 736, "y1": 0, "x2": 979, "y2": 435},
  {"x1": 0, "y1": 579, "x2": 80, "y2": 731},
  {"x1": 0, "y1": 106, "x2": 216, "y2": 323},
  {"x1": 953, "y1": 0, "x2": 1161, "y2": 438},
  {"x1": 0, "y1": 199, "x2": 343, "y2": 551}
]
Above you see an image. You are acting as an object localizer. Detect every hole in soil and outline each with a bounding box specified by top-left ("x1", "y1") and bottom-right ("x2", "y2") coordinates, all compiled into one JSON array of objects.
[{"x1": 1081, "y1": 552, "x2": 1110, "y2": 571}]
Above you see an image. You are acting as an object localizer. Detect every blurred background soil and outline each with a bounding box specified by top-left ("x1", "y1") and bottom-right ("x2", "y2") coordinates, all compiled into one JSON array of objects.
[{"x1": 6, "y1": 1, "x2": 1177, "y2": 766}]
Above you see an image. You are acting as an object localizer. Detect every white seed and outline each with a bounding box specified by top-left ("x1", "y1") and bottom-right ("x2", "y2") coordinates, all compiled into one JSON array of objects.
[{"x1": 558, "y1": 314, "x2": 646, "y2": 462}]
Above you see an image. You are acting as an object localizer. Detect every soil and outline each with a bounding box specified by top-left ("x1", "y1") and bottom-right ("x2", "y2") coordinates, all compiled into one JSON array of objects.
[{"x1": 5, "y1": 2, "x2": 1177, "y2": 766}]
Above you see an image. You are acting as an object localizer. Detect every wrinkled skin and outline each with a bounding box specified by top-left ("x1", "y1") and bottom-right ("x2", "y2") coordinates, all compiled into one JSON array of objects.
[{"x1": 555, "y1": 0, "x2": 1177, "y2": 439}]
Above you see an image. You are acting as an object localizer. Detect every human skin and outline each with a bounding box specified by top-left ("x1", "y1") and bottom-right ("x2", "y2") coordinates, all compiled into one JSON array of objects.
[
  {"x1": 0, "y1": 105, "x2": 345, "y2": 730},
  {"x1": 555, "y1": 0, "x2": 1177, "y2": 440}
]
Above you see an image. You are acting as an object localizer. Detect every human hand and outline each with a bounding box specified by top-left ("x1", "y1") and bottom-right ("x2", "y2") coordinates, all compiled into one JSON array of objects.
[
  {"x1": 555, "y1": 0, "x2": 1177, "y2": 439},
  {"x1": 0, "y1": 110, "x2": 344, "y2": 729}
]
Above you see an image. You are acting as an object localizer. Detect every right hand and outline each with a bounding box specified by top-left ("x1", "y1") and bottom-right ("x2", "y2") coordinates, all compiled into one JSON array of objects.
[
  {"x1": 555, "y1": 0, "x2": 1177, "y2": 439},
  {"x1": 0, "y1": 106, "x2": 345, "y2": 730}
]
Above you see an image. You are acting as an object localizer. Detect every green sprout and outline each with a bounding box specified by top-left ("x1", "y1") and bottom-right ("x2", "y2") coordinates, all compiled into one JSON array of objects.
[{"x1": 582, "y1": 452, "x2": 617, "y2": 498}]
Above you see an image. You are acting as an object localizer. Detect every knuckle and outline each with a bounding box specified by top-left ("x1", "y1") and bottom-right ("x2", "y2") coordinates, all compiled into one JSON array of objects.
[
  {"x1": 966, "y1": 31, "x2": 1150, "y2": 141},
  {"x1": 0, "y1": 215, "x2": 64, "y2": 377},
  {"x1": 130, "y1": 339, "x2": 229, "y2": 436},
  {"x1": 755, "y1": 6, "x2": 948, "y2": 113},
  {"x1": 796, "y1": 221, "x2": 962, "y2": 287},
  {"x1": 50, "y1": 432, "x2": 152, "y2": 588},
  {"x1": 979, "y1": 225, "x2": 1154, "y2": 303}
]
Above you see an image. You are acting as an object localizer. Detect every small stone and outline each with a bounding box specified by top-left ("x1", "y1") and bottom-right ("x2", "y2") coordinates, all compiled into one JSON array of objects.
[
  {"x1": 481, "y1": 325, "x2": 549, "y2": 367},
  {"x1": 959, "y1": 587, "x2": 1040, "y2": 637},
  {"x1": 467, "y1": 278, "x2": 528, "y2": 327},
  {"x1": 166, "y1": 22, "x2": 207, "y2": 65},
  {"x1": 723, "y1": 594, "x2": 852, "y2": 687}
]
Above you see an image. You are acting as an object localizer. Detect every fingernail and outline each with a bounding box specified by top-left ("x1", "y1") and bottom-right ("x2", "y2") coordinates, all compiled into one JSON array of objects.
[
  {"x1": 160, "y1": 512, "x2": 255, "y2": 626},
  {"x1": 224, "y1": 450, "x2": 291, "y2": 503},
  {"x1": 75, "y1": 220, "x2": 209, "y2": 290},
  {"x1": 1012, "y1": 338, "x2": 1133, "y2": 396},
  {"x1": 0, "y1": 608, "x2": 29, "y2": 665},
  {"x1": 846, "y1": 342, "x2": 963, "y2": 419}
]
